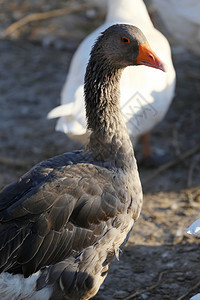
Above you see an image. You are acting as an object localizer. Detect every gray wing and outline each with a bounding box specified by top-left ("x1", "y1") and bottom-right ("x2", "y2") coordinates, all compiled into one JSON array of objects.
[{"x1": 0, "y1": 158, "x2": 125, "y2": 277}]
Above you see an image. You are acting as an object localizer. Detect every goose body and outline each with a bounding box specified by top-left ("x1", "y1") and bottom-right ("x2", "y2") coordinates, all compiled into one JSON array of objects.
[
  {"x1": 152, "y1": 0, "x2": 200, "y2": 56},
  {"x1": 0, "y1": 24, "x2": 165, "y2": 299},
  {"x1": 48, "y1": 0, "x2": 176, "y2": 145}
]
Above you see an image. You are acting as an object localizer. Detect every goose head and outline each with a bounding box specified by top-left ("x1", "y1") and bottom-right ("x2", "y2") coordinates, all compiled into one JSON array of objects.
[
  {"x1": 85, "y1": 24, "x2": 166, "y2": 160},
  {"x1": 90, "y1": 24, "x2": 166, "y2": 71}
]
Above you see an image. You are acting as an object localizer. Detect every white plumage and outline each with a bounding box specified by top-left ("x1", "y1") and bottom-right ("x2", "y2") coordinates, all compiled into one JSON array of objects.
[
  {"x1": 0, "y1": 272, "x2": 52, "y2": 300},
  {"x1": 48, "y1": 0, "x2": 176, "y2": 145},
  {"x1": 186, "y1": 218, "x2": 200, "y2": 236},
  {"x1": 190, "y1": 293, "x2": 200, "y2": 300},
  {"x1": 152, "y1": 0, "x2": 200, "y2": 56}
]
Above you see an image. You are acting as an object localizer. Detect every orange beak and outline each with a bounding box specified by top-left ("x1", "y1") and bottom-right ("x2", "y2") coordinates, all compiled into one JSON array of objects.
[{"x1": 136, "y1": 42, "x2": 167, "y2": 72}]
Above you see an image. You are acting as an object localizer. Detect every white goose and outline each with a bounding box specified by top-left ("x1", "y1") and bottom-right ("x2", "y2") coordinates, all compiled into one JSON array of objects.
[
  {"x1": 48, "y1": 0, "x2": 176, "y2": 164},
  {"x1": 152, "y1": 0, "x2": 200, "y2": 56}
]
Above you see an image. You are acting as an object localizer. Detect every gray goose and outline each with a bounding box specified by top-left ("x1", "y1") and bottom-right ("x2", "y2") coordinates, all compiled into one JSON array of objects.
[{"x1": 0, "y1": 24, "x2": 165, "y2": 300}]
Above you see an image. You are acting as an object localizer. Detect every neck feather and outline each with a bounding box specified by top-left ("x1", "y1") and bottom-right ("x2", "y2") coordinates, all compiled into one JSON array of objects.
[
  {"x1": 84, "y1": 55, "x2": 135, "y2": 169},
  {"x1": 85, "y1": 58, "x2": 122, "y2": 135},
  {"x1": 106, "y1": 0, "x2": 153, "y2": 28}
]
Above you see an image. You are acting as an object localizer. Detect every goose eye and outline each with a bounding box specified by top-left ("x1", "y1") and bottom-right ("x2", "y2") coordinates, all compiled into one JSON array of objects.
[{"x1": 121, "y1": 37, "x2": 130, "y2": 44}]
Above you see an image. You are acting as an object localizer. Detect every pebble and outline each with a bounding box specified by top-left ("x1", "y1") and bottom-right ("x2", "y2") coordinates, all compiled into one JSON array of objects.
[
  {"x1": 185, "y1": 271, "x2": 195, "y2": 280},
  {"x1": 42, "y1": 35, "x2": 56, "y2": 48},
  {"x1": 171, "y1": 203, "x2": 178, "y2": 210},
  {"x1": 140, "y1": 293, "x2": 149, "y2": 299},
  {"x1": 166, "y1": 262, "x2": 175, "y2": 268},
  {"x1": 177, "y1": 277, "x2": 185, "y2": 282},
  {"x1": 113, "y1": 291, "x2": 129, "y2": 299},
  {"x1": 161, "y1": 251, "x2": 170, "y2": 258},
  {"x1": 85, "y1": 8, "x2": 97, "y2": 19},
  {"x1": 176, "y1": 228, "x2": 184, "y2": 237},
  {"x1": 119, "y1": 264, "x2": 130, "y2": 270}
]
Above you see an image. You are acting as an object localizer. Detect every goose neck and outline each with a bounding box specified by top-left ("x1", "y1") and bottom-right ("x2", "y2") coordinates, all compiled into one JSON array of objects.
[{"x1": 84, "y1": 58, "x2": 135, "y2": 169}]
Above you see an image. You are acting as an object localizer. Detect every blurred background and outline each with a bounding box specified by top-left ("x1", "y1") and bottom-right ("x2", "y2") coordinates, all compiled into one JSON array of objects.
[{"x1": 0, "y1": 0, "x2": 200, "y2": 299}]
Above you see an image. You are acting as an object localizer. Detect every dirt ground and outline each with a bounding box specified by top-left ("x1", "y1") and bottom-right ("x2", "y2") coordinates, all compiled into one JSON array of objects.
[{"x1": 0, "y1": 1, "x2": 200, "y2": 299}]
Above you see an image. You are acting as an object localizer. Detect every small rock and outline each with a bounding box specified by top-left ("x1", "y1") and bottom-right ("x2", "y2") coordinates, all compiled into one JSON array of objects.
[
  {"x1": 185, "y1": 271, "x2": 195, "y2": 280},
  {"x1": 119, "y1": 264, "x2": 129, "y2": 270},
  {"x1": 166, "y1": 262, "x2": 175, "y2": 268},
  {"x1": 42, "y1": 36, "x2": 56, "y2": 48},
  {"x1": 176, "y1": 228, "x2": 184, "y2": 237},
  {"x1": 113, "y1": 291, "x2": 129, "y2": 299},
  {"x1": 171, "y1": 203, "x2": 178, "y2": 210},
  {"x1": 161, "y1": 251, "x2": 170, "y2": 258},
  {"x1": 85, "y1": 8, "x2": 97, "y2": 19},
  {"x1": 177, "y1": 277, "x2": 185, "y2": 282},
  {"x1": 140, "y1": 293, "x2": 149, "y2": 299}
]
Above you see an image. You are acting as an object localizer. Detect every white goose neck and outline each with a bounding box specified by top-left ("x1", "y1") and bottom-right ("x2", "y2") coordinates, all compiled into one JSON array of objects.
[{"x1": 106, "y1": 0, "x2": 153, "y2": 28}]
